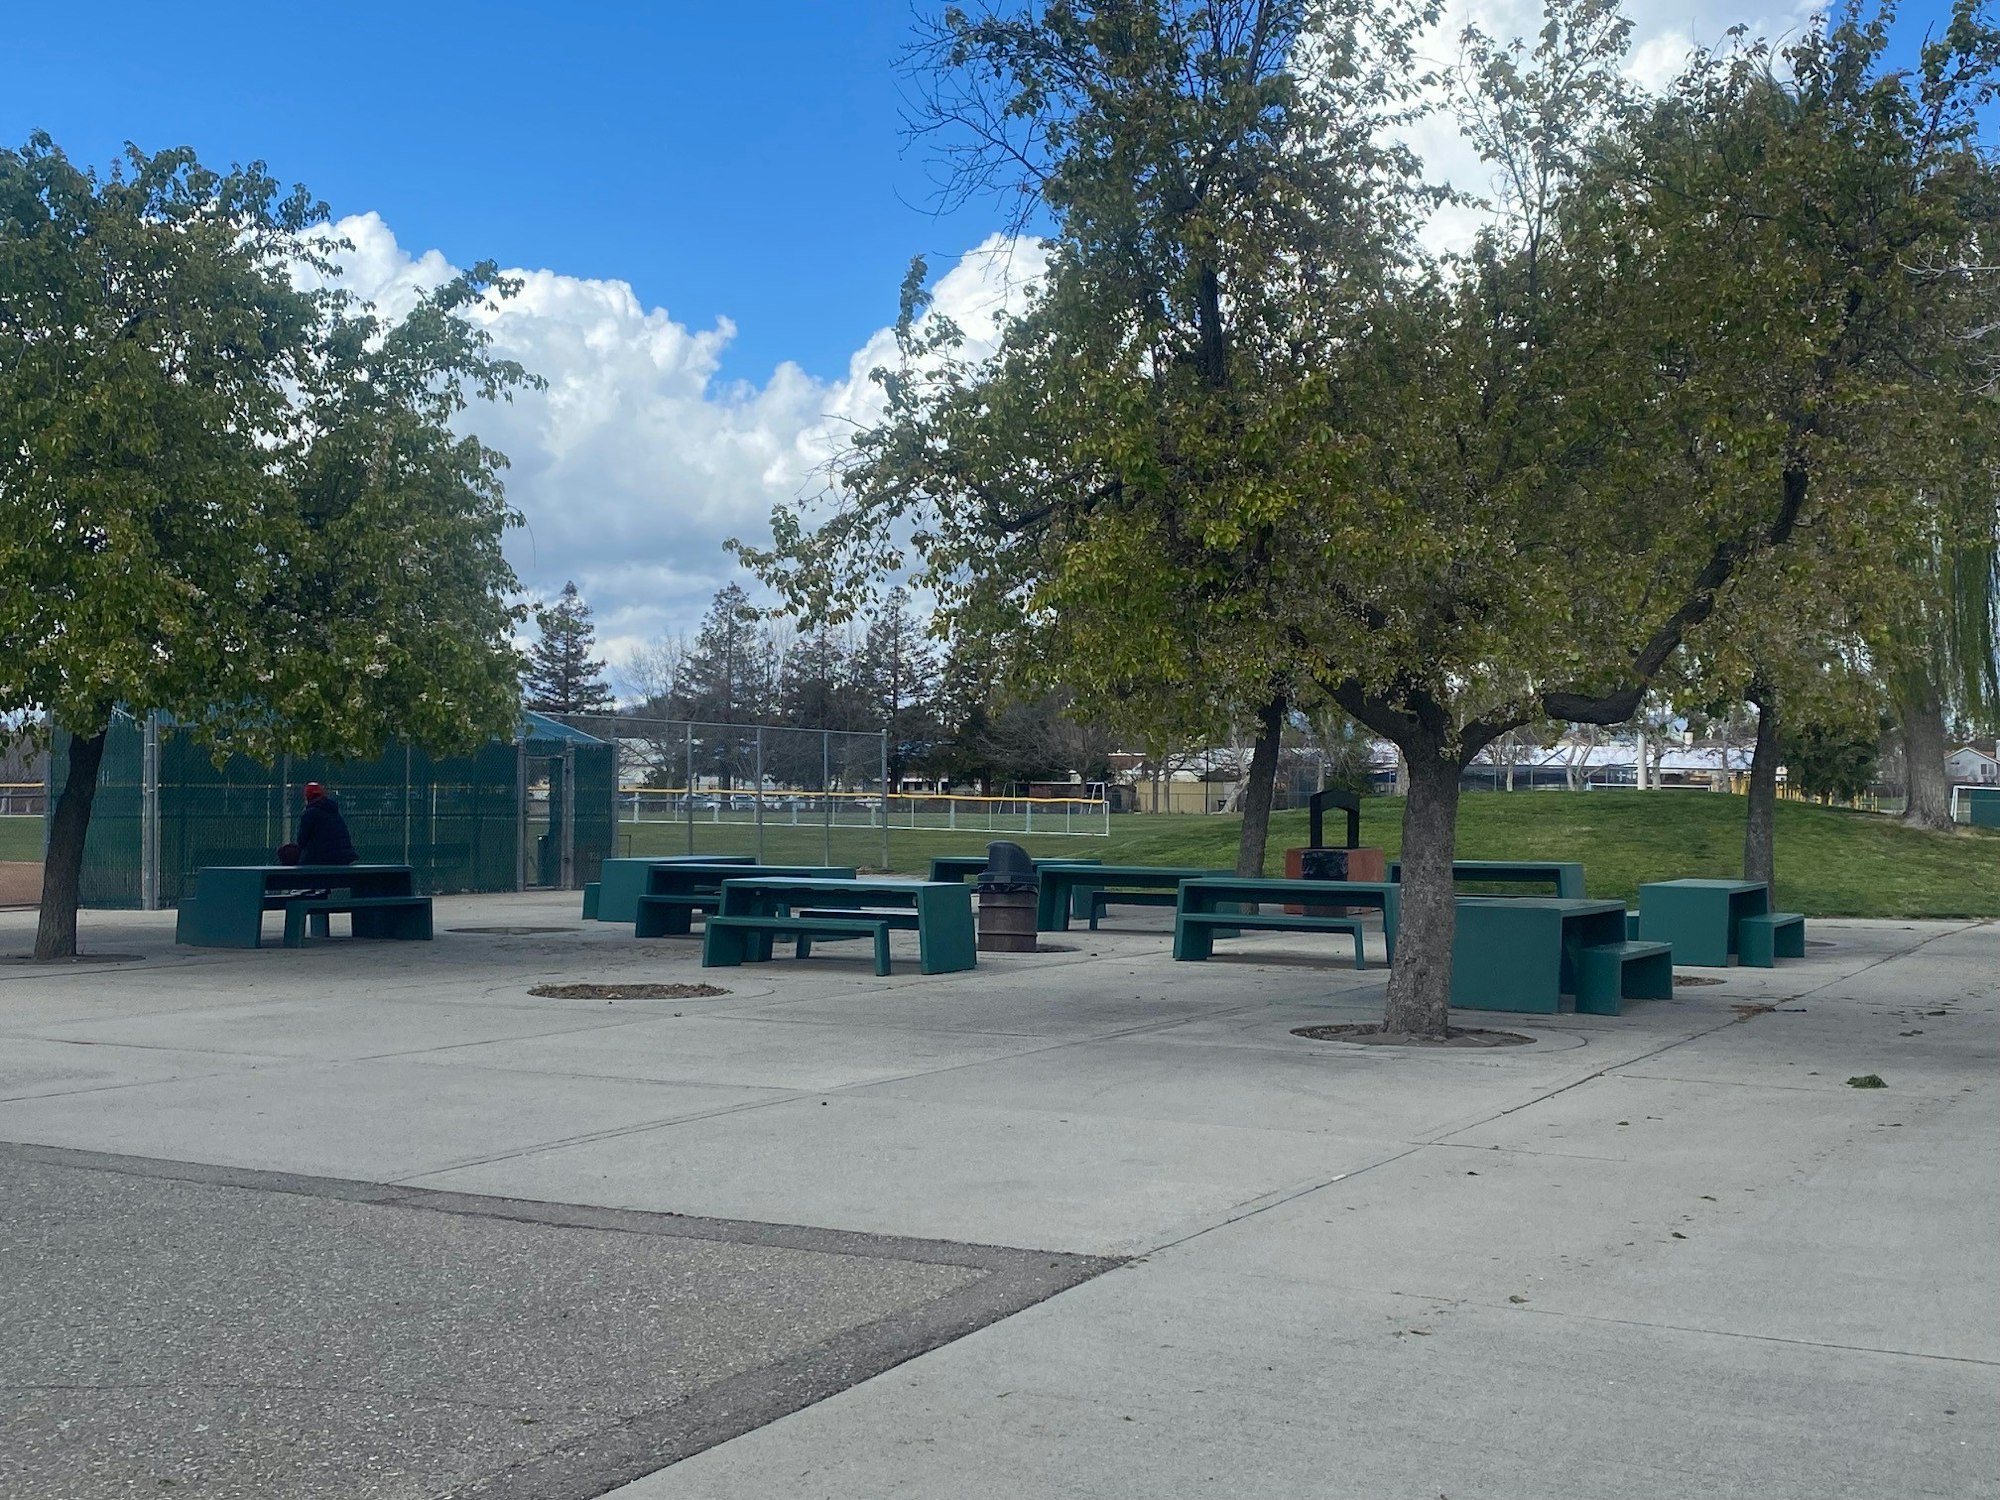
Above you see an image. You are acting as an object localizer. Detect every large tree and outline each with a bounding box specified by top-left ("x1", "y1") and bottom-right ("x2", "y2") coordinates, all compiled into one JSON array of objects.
[
  {"x1": 743, "y1": 0, "x2": 1998, "y2": 1037},
  {"x1": 740, "y1": 0, "x2": 1435, "y2": 878},
  {"x1": 0, "y1": 136, "x2": 534, "y2": 958},
  {"x1": 524, "y1": 581, "x2": 614, "y2": 716}
]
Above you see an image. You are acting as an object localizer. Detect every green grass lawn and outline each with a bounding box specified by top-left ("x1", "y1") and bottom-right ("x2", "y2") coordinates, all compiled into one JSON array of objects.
[
  {"x1": 10, "y1": 796, "x2": 1993, "y2": 918},
  {"x1": 614, "y1": 792, "x2": 2000, "y2": 918},
  {"x1": 0, "y1": 817, "x2": 41, "y2": 862}
]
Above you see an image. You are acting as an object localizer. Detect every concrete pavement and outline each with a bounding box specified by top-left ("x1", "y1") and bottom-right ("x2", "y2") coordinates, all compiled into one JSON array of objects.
[{"x1": 0, "y1": 896, "x2": 1992, "y2": 1497}]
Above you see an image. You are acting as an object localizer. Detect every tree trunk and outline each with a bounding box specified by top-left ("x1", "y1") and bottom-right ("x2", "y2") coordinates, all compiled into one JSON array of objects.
[
  {"x1": 1235, "y1": 693, "x2": 1286, "y2": 877},
  {"x1": 36, "y1": 727, "x2": 109, "y2": 961},
  {"x1": 1743, "y1": 689, "x2": 1778, "y2": 888},
  {"x1": 1898, "y1": 675, "x2": 1953, "y2": 830},
  {"x1": 1380, "y1": 747, "x2": 1462, "y2": 1039}
]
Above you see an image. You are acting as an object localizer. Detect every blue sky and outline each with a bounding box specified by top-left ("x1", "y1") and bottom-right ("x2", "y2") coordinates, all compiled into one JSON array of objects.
[
  {"x1": 2, "y1": 0, "x2": 1964, "y2": 659},
  {"x1": 2, "y1": 3, "x2": 1005, "y2": 386}
]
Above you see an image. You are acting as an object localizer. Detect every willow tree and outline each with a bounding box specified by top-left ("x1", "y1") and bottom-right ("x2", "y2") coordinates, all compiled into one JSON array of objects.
[
  {"x1": 1886, "y1": 482, "x2": 2000, "y2": 829},
  {"x1": 0, "y1": 137, "x2": 532, "y2": 958}
]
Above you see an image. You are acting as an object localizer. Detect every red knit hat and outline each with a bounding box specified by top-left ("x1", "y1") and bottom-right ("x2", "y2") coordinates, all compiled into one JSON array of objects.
[{"x1": 303, "y1": 782, "x2": 325, "y2": 801}]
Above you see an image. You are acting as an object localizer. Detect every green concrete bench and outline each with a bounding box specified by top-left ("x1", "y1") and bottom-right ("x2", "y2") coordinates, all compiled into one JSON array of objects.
[
  {"x1": 795, "y1": 906, "x2": 920, "y2": 930},
  {"x1": 1174, "y1": 911, "x2": 1366, "y2": 968},
  {"x1": 702, "y1": 914, "x2": 893, "y2": 976},
  {"x1": 1086, "y1": 890, "x2": 1180, "y2": 930},
  {"x1": 281, "y1": 895, "x2": 432, "y2": 948},
  {"x1": 1575, "y1": 940, "x2": 1674, "y2": 1015},
  {"x1": 1738, "y1": 912, "x2": 1806, "y2": 968}
]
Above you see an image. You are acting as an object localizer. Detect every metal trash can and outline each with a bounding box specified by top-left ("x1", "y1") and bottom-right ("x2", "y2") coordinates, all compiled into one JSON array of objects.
[{"x1": 975, "y1": 840, "x2": 1039, "y2": 953}]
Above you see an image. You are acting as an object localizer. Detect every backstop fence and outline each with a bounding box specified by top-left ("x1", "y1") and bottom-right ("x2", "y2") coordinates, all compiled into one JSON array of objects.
[
  {"x1": 51, "y1": 710, "x2": 617, "y2": 909},
  {"x1": 541, "y1": 713, "x2": 1111, "y2": 868}
]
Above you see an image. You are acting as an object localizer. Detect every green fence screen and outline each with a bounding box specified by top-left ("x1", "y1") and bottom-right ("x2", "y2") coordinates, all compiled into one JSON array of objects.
[{"x1": 49, "y1": 710, "x2": 615, "y2": 908}]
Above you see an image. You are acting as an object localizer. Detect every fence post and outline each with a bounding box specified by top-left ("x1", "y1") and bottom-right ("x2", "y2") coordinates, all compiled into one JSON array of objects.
[
  {"x1": 822, "y1": 731, "x2": 832, "y2": 865},
  {"x1": 514, "y1": 737, "x2": 528, "y2": 892},
  {"x1": 879, "y1": 730, "x2": 890, "y2": 870},
  {"x1": 403, "y1": 745, "x2": 413, "y2": 867},
  {"x1": 684, "y1": 722, "x2": 695, "y2": 855},
  {"x1": 754, "y1": 726, "x2": 766, "y2": 862},
  {"x1": 140, "y1": 713, "x2": 160, "y2": 912},
  {"x1": 561, "y1": 744, "x2": 577, "y2": 890}
]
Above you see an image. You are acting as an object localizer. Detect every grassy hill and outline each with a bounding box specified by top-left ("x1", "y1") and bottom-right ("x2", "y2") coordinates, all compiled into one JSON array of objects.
[{"x1": 620, "y1": 793, "x2": 2000, "y2": 919}]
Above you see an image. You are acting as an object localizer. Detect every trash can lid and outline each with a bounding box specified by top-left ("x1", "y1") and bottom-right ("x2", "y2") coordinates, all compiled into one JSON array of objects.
[{"x1": 975, "y1": 840, "x2": 1039, "y2": 889}]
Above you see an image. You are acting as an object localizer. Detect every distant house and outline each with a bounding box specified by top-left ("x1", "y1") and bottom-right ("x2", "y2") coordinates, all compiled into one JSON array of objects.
[{"x1": 1947, "y1": 744, "x2": 2000, "y2": 784}]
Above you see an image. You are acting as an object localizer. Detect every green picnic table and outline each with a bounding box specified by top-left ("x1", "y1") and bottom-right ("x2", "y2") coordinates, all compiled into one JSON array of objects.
[
  {"x1": 1034, "y1": 864, "x2": 1232, "y2": 933},
  {"x1": 1173, "y1": 878, "x2": 1399, "y2": 965},
  {"x1": 633, "y1": 862, "x2": 857, "y2": 937},
  {"x1": 706, "y1": 875, "x2": 977, "y2": 975},
  {"x1": 1635, "y1": 879, "x2": 1772, "y2": 967},
  {"x1": 591, "y1": 855, "x2": 755, "y2": 923},
  {"x1": 174, "y1": 864, "x2": 429, "y2": 949},
  {"x1": 928, "y1": 854, "x2": 1103, "y2": 920},
  {"x1": 1387, "y1": 859, "x2": 1586, "y2": 899},
  {"x1": 927, "y1": 854, "x2": 1102, "y2": 882},
  {"x1": 1451, "y1": 897, "x2": 1671, "y2": 1015}
]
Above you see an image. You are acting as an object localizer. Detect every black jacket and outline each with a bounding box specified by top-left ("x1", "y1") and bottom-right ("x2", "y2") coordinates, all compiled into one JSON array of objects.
[{"x1": 296, "y1": 797, "x2": 359, "y2": 866}]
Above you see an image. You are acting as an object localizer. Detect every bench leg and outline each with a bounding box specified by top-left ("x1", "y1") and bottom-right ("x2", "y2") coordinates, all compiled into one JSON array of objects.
[
  {"x1": 1739, "y1": 923, "x2": 1774, "y2": 969},
  {"x1": 1172, "y1": 921, "x2": 1214, "y2": 961},
  {"x1": 1350, "y1": 926, "x2": 1365, "y2": 970},
  {"x1": 796, "y1": 935, "x2": 813, "y2": 960},
  {"x1": 701, "y1": 923, "x2": 747, "y2": 968},
  {"x1": 310, "y1": 909, "x2": 331, "y2": 939},
  {"x1": 1777, "y1": 920, "x2": 1806, "y2": 959},
  {"x1": 873, "y1": 927, "x2": 892, "y2": 977},
  {"x1": 283, "y1": 906, "x2": 310, "y2": 949},
  {"x1": 1574, "y1": 948, "x2": 1623, "y2": 1016}
]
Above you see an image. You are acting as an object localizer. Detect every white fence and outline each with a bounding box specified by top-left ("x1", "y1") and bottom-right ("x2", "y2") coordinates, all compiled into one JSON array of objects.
[{"x1": 618, "y1": 786, "x2": 1111, "y2": 838}]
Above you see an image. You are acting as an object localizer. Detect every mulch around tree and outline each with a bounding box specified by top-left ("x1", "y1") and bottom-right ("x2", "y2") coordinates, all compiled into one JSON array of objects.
[
  {"x1": 1292, "y1": 1023, "x2": 1532, "y2": 1048},
  {"x1": 527, "y1": 982, "x2": 729, "y2": 1000}
]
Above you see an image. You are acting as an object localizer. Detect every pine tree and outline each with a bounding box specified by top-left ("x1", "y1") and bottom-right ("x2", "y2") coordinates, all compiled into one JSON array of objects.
[
  {"x1": 853, "y1": 588, "x2": 938, "y2": 786},
  {"x1": 524, "y1": 582, "x2": 613, "y2": 715},
  {"x1": 678, "y1": 583, "x2": 766, "y2": 725}
]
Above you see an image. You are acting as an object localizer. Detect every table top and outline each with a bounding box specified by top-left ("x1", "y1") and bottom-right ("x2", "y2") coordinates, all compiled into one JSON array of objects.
[
  {"x1": 1390, "y1": 858, "x2": 1583, "y2": 873},
  {"x1": 654, "y1": 862, "x2": 853, "y2": 879},
  {"x1": 1456, "y1": 896, "x2": 1625, "y2": 916},
  {"x1": 1181, "y1": 877, "x2": 1399, "y2": 897},
  {"x1": 207, "y1": 864, "x2": 411, "y2": 879},
  {"x1": 931, "y1": 855, "x2": 1101, "y2": 869},
  {"x1": 1639, "y1": 879, "x2": 1769, "y2": 894},
  {"x1": 719, "y1": 876, "x2": 955, "y2": 893},
  {"x1": 1045, "y1": 864, "x2": 1232, "y2": 881}
]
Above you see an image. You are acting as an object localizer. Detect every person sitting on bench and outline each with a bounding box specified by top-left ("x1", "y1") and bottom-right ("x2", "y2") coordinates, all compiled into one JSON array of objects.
[{"x1": 294, "y1": 782, "x2": 358, "y2": 867}]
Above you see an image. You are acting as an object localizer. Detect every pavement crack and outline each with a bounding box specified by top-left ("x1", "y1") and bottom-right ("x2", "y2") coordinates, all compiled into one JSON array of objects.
[{"x1": 1501, "y1": 1304, "x2": 2000, "y2": 1366}]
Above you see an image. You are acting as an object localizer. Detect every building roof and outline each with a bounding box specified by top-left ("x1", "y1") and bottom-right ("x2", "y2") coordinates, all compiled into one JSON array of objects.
[{"x1": 521, "y1": 711, "x2": 610, "y2": 747}]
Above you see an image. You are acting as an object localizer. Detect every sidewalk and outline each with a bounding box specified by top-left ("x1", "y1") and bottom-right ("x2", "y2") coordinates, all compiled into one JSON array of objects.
[{"x1": 1, "y1": 898, "x2": 1993, "y2": 1498}]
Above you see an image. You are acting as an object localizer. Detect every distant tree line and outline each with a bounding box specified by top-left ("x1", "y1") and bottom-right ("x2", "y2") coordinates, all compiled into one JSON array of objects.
[{"x1": 523, "y1": 580, "x2": 1116, "y2": 793}]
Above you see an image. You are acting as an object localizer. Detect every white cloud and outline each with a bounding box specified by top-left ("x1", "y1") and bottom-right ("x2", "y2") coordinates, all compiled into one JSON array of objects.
[
  {"x1": 311, "y1": 0, "x2": 1804, "y2": 670},
  {"x1": 316, "y1": 214, "x2": 1043, "y2": 670},
  {"x1": 1403, "y1": 0, "x2": 1821, "y2": 252}
]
